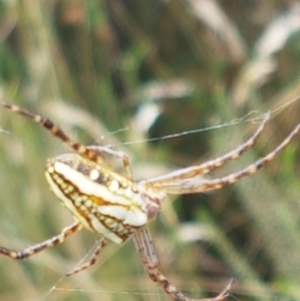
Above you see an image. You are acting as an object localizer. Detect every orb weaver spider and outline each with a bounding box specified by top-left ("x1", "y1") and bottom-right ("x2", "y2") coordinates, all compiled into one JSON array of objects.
[{"x1": 0, "y1": 100, "x2": 299, "y2": 301}]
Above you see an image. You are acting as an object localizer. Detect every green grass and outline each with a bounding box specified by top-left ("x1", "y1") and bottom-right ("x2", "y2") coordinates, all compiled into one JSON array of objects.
[{"x1": 1, "y1": 1, "x2": 300, "y2": 300}]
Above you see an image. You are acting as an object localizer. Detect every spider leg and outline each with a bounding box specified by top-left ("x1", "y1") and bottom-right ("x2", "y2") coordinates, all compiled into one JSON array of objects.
[
  {"x1": 66, "y1": 237, "x2": 108, "y2": 276},
  {"x1": 0, "y1": 222, "x2": 82, "y2": 259},
  {"x1": 143, "y1": 112, "x2": 270, "y2": 186},
  {"x1": 87, "y1": 145, "x2": 132, "y2": 179},
  {"x1": 0, "y1": 101, "x2": 103, "y2": 164},
  {"x1": 151, "y1": 124, "x2": 300, "y2": 194},
  {"x1": 133, "y1": 227, "x2": 231, "y2": 301}
]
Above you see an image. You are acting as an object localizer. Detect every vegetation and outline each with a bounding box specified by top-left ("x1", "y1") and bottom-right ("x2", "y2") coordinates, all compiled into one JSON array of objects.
[{"x1": 0, "y1": 1, "x2": 300, "y2": 300}]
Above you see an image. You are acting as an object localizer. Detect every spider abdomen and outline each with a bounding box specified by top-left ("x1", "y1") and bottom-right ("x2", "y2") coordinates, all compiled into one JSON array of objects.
[{"x1": 45, "y1": 154, "x2": 148, "y2": 244}]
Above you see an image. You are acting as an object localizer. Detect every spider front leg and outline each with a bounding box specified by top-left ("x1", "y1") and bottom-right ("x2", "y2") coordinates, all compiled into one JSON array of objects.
[
  {"x1": 144, "y1": 112, "x2": 270, "y2": 186},
  {"x1": 133, "y1": 227, "x2": 231, "y2": 301},
  {"x1": 143, "y1": 122, "x2": 300, "y2": 194},
  {"x1": 0, "y1": 222, "x2": 82, "y2": 259}
]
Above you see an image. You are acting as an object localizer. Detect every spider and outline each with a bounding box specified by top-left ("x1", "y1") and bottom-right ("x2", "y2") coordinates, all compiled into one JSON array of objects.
[{"x1": 0, "y1": 100, "x2": 299, "y2": 301}]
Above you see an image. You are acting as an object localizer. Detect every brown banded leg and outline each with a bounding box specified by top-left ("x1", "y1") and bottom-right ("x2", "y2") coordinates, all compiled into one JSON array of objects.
[
  {"x1": 87, "y1": 145, "x2": 132, "y2": 179},
  {"x1": 0, "y1": 101, "x2": 133, "y2": 175},
  {"x1": 142, "y1": 112, "x2": 270, "y2": 187},
  {"x1": 0, "y1": 222, "x2": 82, "y2": 259},
  {"x1": 145, "y1": 123, "x2": 300, "y2": 194},
  {"x1": 66, "y1": 237, "x2": 108, "y2": 276},
  {"x1": 133, "y1": 227, "x2": 231, "y2": 301},
  {"x1": 0, "y1": 101, "x2": 103, "y2": 164}
]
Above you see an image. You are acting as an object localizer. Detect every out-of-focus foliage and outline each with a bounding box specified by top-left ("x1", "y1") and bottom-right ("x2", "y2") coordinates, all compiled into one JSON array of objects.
[{"x1": 0, "y1": 1, "x2": 300, "y2": 301}]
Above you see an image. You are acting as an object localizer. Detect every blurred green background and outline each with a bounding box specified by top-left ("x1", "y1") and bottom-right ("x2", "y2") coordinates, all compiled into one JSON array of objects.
[{"x1": 0, "y1": 1, "x2": 300, "y2": 300}]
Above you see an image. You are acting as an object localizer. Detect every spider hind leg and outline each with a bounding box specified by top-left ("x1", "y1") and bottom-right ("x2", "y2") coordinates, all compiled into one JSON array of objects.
[
  {"x1": 66, "y1": 237, "x2": 107, "y2": 276},
  {"x1": 0, "y1": 222, "x2": 82, "y2": 259}
]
